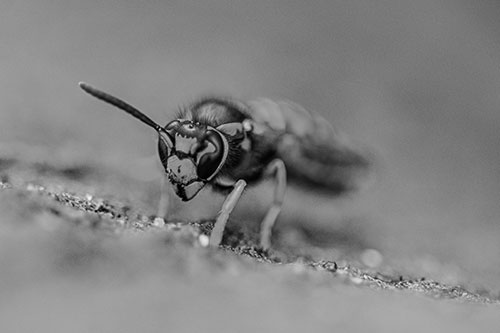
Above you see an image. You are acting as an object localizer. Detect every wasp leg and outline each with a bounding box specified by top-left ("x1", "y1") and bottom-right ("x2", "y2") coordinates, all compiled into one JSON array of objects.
[
  {"x1": 260, "y1": 159, "x2": 287, "y2": 250},
  {"x1": 156, "y1": 174, "x2": 171, "y2": 219},
  {"x1": 209, "y1": 179, "x2": 247, "y2": 247}
]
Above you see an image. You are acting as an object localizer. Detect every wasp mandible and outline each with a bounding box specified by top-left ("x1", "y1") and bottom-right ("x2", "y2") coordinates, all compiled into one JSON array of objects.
[{"x1": 79, "y1": 82, "x2": 371, "y2": 249}]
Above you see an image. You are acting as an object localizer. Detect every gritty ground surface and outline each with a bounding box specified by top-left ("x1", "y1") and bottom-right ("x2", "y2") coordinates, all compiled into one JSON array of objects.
[
  {"x1": 0, "y1": 152, "x2": 499, "y2": 333},
  {"x1": 3, "y1": 2, "x2": 500, "y2": 331}
]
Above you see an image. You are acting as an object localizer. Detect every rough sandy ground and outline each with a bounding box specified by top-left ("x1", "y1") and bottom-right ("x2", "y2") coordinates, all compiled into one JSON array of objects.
[
  {"x1": 0, "y1": 150, "x2": 498, "y2": 333},
  {"x1": 3, "y1": 2, "x2": 500, "y2": 331}
]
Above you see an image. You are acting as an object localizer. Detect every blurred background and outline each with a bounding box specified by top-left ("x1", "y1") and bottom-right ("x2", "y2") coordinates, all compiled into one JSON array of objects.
[{"x1": 1, "y1": 0, "x2": 500, "y2": 291}]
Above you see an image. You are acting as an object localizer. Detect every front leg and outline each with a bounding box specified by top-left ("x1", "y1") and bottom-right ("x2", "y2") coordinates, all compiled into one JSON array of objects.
[
  {"x1": 156, "y1": 173, "x2": 171, "y2": 219},
  {"x1": 260, "y1": 159, "x2": 287, "y2": 250},
  {"x1": 209, "y1": 179, "x2": 247, "y2": 247}
]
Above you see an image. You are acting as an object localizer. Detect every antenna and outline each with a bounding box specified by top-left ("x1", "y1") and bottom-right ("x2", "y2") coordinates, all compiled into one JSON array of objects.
[{"x1": 79, "y1": 82, "x2": 165, "y2": 133}]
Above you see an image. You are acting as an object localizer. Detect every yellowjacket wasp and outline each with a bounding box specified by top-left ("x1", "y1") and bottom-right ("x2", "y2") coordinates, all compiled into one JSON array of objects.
[{"x1": 79, "y1": 82, "x2": 370, "y2": 249}]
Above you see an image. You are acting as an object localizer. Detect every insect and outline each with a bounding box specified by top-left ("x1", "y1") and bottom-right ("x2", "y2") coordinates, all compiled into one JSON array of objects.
[{"x1": 79, "y1": 82, "x2": 371, "y2": 249}]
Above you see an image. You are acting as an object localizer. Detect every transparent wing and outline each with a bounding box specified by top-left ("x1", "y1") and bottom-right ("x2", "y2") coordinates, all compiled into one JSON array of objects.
[{"x1": 248, "y1": 99, "x2": 372, "y2": 194}]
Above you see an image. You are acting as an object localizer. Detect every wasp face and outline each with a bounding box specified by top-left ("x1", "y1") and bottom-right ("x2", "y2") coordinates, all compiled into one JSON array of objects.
[
  {"x1": 158, "y1": 120, "x2": 229, "y2": 201},
  {"x1": 78, "y1": 83, "x2": 234, "y2": 201}
]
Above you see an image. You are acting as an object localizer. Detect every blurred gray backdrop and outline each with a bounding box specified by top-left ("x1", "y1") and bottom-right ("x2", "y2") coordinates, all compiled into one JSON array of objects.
[{"x1": 1, "y1": 0, "x2": 500, "y2": 290}]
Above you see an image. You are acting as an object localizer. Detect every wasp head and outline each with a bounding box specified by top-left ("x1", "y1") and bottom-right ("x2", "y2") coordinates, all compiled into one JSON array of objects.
[
  {"x1": 158, "y1": 120, "x2": 229, "y2": 201},
  {"x1": 78, "y1": 82, "x2": 232, "y2": 202}
]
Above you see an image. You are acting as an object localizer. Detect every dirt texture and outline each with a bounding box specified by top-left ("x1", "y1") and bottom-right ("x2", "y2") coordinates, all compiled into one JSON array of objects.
[{"x1": 0, "y1": 153, "x2": 498, "y2": 333}]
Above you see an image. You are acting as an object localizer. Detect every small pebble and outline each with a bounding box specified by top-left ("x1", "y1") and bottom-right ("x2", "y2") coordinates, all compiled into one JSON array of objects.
[
  {"x1": 198, "y1": 234, "x2": 210, "y2": 247},
  {"x1": 350, "y1": 277, "x2": 363, "y2": 285},
  {"x1": 116, "y1": 218, "x2": 126, "y2": 226},
  {"x1": 290, "y1": 262, "x2": 307, "y2": 274},
  {"x1": 165, "y1": 223, "x2": 181, "y2": 231},
  {"x1": 102, "y1": 212, "x2": 113, "y2": 220},
  {"x1": 360, "y1": 249, "x2": 383, "y2": 268},
  {"x1": 336, "y1": 267, "x2": 348, "y2": 275},
  {"x1": 152, "y1": 217, "x2": 166, "y2": 228}
]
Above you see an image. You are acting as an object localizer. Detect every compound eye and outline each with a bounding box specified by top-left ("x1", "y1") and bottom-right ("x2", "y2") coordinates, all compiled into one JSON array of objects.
[
  {"x1": 196, "y1": 130, "x2": 228, "y2": 180},
  {"x1": 165, "y1": 120, "x2": 180, "y2": 131},
  {"x1": 158, "y1": 131, "x2": 174, "y2": 163}
]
